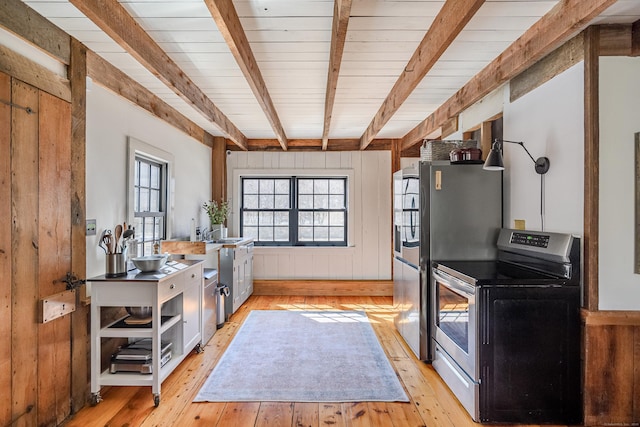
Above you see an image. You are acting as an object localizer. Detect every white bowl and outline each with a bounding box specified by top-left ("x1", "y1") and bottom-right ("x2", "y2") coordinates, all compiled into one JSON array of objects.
[{"x1": 131, "y1": 254, "x2": 168, "y2": 272}]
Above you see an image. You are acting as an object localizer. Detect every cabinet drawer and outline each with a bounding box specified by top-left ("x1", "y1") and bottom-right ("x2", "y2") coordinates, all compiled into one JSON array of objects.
[
  {"x1": 184, "y1": 265, "x2": 203, "y2": 289},
  {"x1": 158, "y1": 272, "x2": 184, "y2": 301}
]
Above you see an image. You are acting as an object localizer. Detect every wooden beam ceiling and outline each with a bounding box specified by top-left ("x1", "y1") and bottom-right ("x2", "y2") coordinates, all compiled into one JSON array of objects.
[
  {"x1": 69, "y1": 0, "x2": 248, "y2": 150},
  {"x1": 233, "y1": 138, "x2": 393, "y2": 152},
  {"x1": 204, "y1": 0, "x2": 288, "y2": 151},
  {"x1": 0, "y1": 43, "x2": 71, "y2": 101},
  {"x1": 359, "y1": 0, "x2": 485, "y2": 150},
  {"x1": 86, "y1": 51, "x2": 211, "y2": 147},
  {"x1": 633, "y1": 19, "x2": 640, "y2": 55},
  {"x1": 0, "y1": 0, "x2": 70, "y2": 64},
  {"x1": 322, "y1": 0, "x2": 352, "y2": 151},
  {"x1": 401, "y1": 0, "x2": 618, "y2": 150}
]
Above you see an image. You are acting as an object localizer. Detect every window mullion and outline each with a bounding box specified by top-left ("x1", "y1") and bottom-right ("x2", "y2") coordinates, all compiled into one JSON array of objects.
[{"x1": 291, "y1": 177, "x2": 297, "y2": 245}]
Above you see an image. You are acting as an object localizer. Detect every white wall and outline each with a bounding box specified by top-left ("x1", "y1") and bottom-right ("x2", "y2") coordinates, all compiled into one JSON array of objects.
[
  {"x1": 598, "y1": 56, "x2": 640, "y2": 311},
  {"x1": 85, "y1": 84, "x2": 211, "y2": 280},
  {"x1": 503, "y1": 63, "x2": 585, "y2": 235},
  {"x1": 447, "y1": 65, "x2": 585, "y2": 235},
  {"x1": 226, "y1": 151, "x2": 392, "y2": 280}
]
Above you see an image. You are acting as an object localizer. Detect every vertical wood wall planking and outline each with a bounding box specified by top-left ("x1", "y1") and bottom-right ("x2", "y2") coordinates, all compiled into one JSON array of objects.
[
  {"x1": 211, "y1": 135, "x2": 227, "y2": 204},
  {"x1": 351, "y1": 151, "x2": 363, "y2": 279},
  {"x1": 377, "y1": 152, "x2": 391, "y2": 279},
  {"x1": 37, "y1": 91, "x2": 72, "y2": 425},
  {"x1": 583, "y1": 320, "x2": 638, "y2": 425},
  {"x1": 360, "y1": 152, "x2": 379, "y2": 279},
  {"x1": 583, "y1": 26, "x2": 600, "y2": 311},
  {"x1": 11, "y1": 79, "x2": 39, "y2": 427},
  {"x1": 228, "y1": 151, "x2": 391, "y2": 280},
  {"x1": 0, "y1": 72, "x2": 12, "y2": 427},
  {"x1": 69, "y1": 37, "x2": 89, "y2": 413}
]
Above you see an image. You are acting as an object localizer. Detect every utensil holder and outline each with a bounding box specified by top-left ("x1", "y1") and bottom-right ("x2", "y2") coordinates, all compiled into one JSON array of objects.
[{"x1": 106, "y1": 253, "x2": 127, "y2": 277}]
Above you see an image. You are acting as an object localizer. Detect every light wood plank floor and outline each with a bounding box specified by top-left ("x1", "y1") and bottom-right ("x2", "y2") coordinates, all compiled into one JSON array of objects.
[{"x1": 64, "y1": 295, "x2": 572, "y2": 427}]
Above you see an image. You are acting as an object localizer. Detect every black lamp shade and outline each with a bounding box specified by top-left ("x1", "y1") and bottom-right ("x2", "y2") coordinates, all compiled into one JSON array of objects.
[{"x1": 483, "y1": 145, "x2": 504, "y2": 171}]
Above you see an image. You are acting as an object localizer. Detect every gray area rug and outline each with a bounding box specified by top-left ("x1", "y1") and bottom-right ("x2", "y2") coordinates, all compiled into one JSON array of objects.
[{"x1": 194, "y1": 310, "x2": 409, "y2": 402}]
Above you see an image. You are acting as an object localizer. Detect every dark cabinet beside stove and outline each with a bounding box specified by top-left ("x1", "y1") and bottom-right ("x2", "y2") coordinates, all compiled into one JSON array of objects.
[{"x1": 478, "y1": 285, "x2": 581, "y2": 424}]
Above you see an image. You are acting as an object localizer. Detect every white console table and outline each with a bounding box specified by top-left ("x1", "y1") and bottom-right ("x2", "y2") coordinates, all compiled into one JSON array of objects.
[{"x1": 88, "y1": 260, "x2": 203, "y2": 406}]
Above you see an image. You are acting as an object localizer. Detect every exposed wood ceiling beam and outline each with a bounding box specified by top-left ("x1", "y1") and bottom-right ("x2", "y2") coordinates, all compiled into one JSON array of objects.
[
  {"x1": 0, "y1": 43, "x2": 71, "y2": 101},
  {"x1": 233, "y1": 138, "x2": 393, "y2": 151},
  {"x1": 0, "y1": 0, "x2": 70, "y2": 64},
  {"x1": 204, "y1": 0, "x2": 288, "y2": 151},
  {"x1": 69, "y1": 0, "x2": 248, "y2": 150},
  {"x1": 359, "y1": 0, "x2": 485, "y2": 150},
  {"x1": 401, "y1": 0, "x2": 618, "y2": 149},
  {"x1": 86, "y1": 51, "x2": 211, "y2": 147},
  {"x1": 322, "y1": 0, "x2": 352, "y2": 151},
  {"x1": 632, "y1": 19, "x2": 640, "y2": 55},
  {"x1": 510, "y1": 33, "x2": 584, "y2": 103}
]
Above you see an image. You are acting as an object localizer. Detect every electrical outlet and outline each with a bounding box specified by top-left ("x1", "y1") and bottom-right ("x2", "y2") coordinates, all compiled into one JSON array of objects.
[{"x1": 86, "y1": 219, "x2": 97, "y2": 236}]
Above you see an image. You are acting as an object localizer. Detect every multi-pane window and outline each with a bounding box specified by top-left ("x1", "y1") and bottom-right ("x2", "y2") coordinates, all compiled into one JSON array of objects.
[
  {"x1": 133, "y1": 156, "x2": 166, "y2": 255},
  {"x1": 241, "y1": 176, "x2": 347, "y2": 246},
  {"x1": 242, "y1": 178, "x2": 291, "y2": 243}
]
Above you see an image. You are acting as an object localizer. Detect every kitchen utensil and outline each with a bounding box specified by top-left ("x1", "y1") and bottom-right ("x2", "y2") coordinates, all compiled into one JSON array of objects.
[
  {"x1": 131, "y1": 254, "x2": 168, "y2": 272},
  {"x1": 122, "y1": 228, "x2": 134, "y2": 240},
  {"x1": 102, "y1": 231, "x2": 114, "y2": 254},
  {"x1": 114, "y1": 224, "x2": 123, "y2": 253},
  {"x1": 98, "y1": 230, "x2": 108, "y2": 253}
]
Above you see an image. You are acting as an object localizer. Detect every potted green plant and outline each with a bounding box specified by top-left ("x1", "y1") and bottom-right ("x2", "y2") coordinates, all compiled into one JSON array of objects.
[{"x1": 202, "y1": 200, "x2": 230, "y2": 240}]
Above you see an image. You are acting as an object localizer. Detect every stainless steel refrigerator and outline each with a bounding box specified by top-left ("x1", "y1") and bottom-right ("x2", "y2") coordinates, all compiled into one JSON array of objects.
[{"x1": 393, "y1": 161, "x2": 502, "y2": 361}]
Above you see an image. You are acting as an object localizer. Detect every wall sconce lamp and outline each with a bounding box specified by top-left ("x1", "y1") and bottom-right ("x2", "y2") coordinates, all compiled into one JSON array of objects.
[{"x1": 483, "y1": 139, "x2": 550, "y2": 174}]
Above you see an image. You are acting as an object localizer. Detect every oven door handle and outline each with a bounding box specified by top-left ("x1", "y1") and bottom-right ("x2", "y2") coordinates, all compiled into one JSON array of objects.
[{"x1": 432, "y1": 269, "x2": 475, "y2": 298}]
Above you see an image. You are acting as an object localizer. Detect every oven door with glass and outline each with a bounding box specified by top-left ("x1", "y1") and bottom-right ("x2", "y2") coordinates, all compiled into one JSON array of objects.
[
  {"x1": 432, "y1": 267, "x2": 478, "y2": 380},
  {"x1": 432, "y1": 267, "x2": 479, "y2": 420}
]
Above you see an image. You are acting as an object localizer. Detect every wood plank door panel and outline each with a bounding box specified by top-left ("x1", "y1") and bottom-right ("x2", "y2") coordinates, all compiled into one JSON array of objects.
[
  {"x1": 37, "y1": 90, "x2": 72, "y2": 426},
  {"x1": 11, "y1": 78, "x2": 40, "y2": 427},
  {"x1": 0, "y1": 71, "x2": 74, "y2": 427},
  {"x1": 0, "y1": 70, "x2": 12, "y2": 427}
]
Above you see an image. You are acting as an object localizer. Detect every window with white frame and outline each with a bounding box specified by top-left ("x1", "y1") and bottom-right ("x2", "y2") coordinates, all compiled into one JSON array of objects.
[
  {"x1": 127, "y1": 138, "x2": 173, "y2": 256},
  {"x1": 240, "y1": 176, "x2": 347, "y2": 246},
  {"x1": 133, "y1": 156, "x2": 167, "y2": 255}
]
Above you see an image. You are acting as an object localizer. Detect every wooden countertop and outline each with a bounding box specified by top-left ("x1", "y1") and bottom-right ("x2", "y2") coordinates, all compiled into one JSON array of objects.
[{"x1": 88, "y1": 259, "x2": 202, "y2": 282}]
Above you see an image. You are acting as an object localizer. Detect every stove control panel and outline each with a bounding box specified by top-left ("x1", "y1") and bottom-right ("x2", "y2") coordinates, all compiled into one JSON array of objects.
[
  {"x1": 497, "y1": 228, "x2": 577, "y2": 264},
  {"x1": 510, "y1": 232, "x2": 550, "y2": 248}
]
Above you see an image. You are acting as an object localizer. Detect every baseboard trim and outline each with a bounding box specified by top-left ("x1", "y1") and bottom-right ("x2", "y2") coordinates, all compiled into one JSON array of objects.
[
  {"x1": 582, "y1": 308, "x2": 640, "y2": 326},
  {"x1": 253, "y1": 280, "x2": 393, "y2": 296}
]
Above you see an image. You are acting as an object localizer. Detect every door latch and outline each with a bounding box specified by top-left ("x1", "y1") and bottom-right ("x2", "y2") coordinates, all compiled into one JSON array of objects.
[{"x1": 57, "y1": 272, "x2": 86, "y2": 290}]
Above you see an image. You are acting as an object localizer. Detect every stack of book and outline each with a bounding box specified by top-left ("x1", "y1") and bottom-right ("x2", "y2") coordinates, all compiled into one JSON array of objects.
[{"x1": 110, "y1": 339, "x2": 172, "y2": 374}]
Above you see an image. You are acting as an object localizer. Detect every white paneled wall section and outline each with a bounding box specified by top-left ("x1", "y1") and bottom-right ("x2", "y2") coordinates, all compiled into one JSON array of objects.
[{"x1": 226, "y1": 151, "x2": 392, "y2": 280}]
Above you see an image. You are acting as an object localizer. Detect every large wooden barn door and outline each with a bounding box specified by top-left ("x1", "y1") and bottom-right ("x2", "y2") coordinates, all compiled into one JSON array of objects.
[{"x1": 0, "y1": 70, "x2": 73, "y2": 426}]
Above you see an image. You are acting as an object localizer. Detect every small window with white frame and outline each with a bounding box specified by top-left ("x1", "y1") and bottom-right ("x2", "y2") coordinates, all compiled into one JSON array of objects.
[{"x1": 127, "y1": 137, "x2": 173, "y2": 255}]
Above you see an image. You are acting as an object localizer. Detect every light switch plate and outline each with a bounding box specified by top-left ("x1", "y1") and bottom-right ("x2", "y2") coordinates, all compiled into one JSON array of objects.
[{"x1": 86, "y1": 219, "x2": 97, "y2": 236}]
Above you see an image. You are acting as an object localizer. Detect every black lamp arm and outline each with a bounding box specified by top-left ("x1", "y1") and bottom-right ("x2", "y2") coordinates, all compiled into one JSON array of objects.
[
  {"x1": 494, "y1": 139, "x2": 536, "y2": 164},
  {"x1": 492, "y1": 138, "x2": 550, "y2": 174}
]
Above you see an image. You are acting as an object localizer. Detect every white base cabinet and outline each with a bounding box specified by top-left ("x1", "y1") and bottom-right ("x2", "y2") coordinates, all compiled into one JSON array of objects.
[
  {"x1": 220, "y1": 242, "x2": 253, "y2": 316},
  {"x1": 88, "y1": 260, "x2": 203, "y2": 406}
]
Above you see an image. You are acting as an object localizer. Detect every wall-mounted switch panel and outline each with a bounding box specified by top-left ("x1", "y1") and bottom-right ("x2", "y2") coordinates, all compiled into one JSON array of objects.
[{"x1": 86, "y1": 219, "x2": 97, "y2": 236}]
